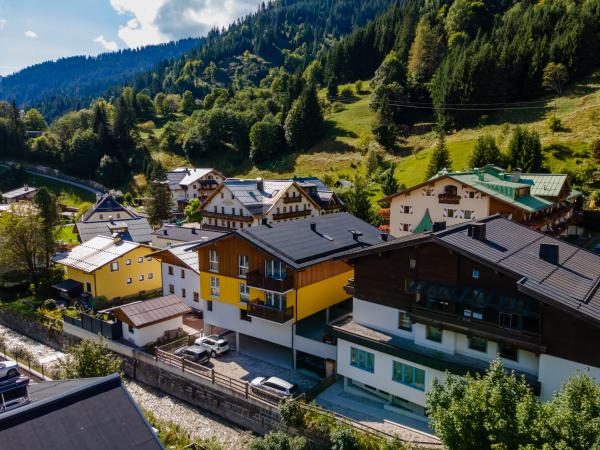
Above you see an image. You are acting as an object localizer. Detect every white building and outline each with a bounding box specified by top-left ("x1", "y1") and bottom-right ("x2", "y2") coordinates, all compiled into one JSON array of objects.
[
  {"x1": 199, "y1": 177, "x2": 343, "y2": 231},
  {"x1": 151, "y1": 224, "x2": 225, "y2": 249},
  {"x1": 111, "y1": 295, "x2": 191, "y2": 347},
  {"x1": 166, "y1": 168, "x2": 224, "y2": 211}
]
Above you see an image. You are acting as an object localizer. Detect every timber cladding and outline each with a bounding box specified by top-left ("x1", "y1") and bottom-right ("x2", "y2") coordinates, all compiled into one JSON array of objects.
[
  {"x1": 195, "y1": 234, "x2": 353, "y2": 289},
  {"x1": 488, "y1": 196, "x2": 528, "y2": 222}
]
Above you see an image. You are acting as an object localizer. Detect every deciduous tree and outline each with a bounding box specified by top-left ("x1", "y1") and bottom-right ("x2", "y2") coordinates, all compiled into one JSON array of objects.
[{"x1": 57, "y1": 339, "x2": 122, "y2": 379}]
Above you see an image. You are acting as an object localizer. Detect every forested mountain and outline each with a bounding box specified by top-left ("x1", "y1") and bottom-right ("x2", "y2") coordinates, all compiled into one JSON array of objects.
[{"x1": 0, "y1": 38, "x2": 202, "y2": 120}]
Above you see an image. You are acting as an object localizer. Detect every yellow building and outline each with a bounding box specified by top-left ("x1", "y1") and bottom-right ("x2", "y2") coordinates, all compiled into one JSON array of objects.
[
  {"x1": 192, "y1": 213, "x2": 387, "y2": 375},
  {"x1": 52, "y1": 235, "x2": 161, "y2": 301}
]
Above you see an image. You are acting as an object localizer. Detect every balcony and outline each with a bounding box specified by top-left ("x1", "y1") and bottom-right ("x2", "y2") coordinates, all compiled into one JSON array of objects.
[
  {"x1": 272, "y1": 209, "x2": 312, "y2": 220},
  {"x1": 201, "y1": 210, "x2": 254, "y2": 222},
  {"x1": 246, "y1": 271, "x2": 294, "y2": 292},
  {"x1": 344, "y1": 278, "x2": 355, "y2": 295},
  {"x1": 438, "y1": 194, "x2": 461, "y2": 204},
  {"x1": 247, "y1": 298, "x2": 294, "y2": 323},
  {"x1": 283, "y1": 195, "x2": 303, "y2": 204}
]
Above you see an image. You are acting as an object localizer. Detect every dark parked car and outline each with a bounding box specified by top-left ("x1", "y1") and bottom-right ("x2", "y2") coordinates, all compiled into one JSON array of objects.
[{"x1": 174, "y1": 345, "x2": 210, "y2": 364}]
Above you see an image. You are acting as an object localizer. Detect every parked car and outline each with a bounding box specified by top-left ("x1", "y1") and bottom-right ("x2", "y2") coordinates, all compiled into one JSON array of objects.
[
  {"x1": 0, "y1": 361, "x2": 19, "y2": 380},
  {"x1": 194, "y1": 335, "x2": 230, "y2": 357},
  {"x1": 593, "y1": 244, "x2": 600, "y2": 254},
  {"x1": 250, "y1": 376, "x2": 299, "y2": 399},
  {"x1": 174, "y1": 345, "x2": 210, "y2": 364}
]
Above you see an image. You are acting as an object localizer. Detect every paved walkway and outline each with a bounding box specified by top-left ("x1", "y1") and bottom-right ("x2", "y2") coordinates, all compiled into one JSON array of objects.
[{"x1": 315, "y1": 380, "x2": 442, "y2": 448}]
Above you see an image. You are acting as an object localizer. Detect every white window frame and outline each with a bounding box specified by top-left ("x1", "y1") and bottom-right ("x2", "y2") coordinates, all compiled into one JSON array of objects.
[
  {"x1": 239, "y1": 282, "x2": 250, "y2": 303},
  {"x1": 239, "y1": 255, "x2": 249, "y2": 277},
  {"x1": 210, "y1": 276, "x2": 220, "y2": 298},
  {"x1": 209, "y1": 249, "x2": 219, "y2": 272}
]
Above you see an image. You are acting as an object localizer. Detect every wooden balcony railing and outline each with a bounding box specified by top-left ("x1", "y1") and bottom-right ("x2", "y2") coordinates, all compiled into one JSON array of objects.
[
  {"x1": 246, "y1": 271, "x2": 294, "y2": 292},
  {"x1": 272, "y1": 209, "x2": 312, "y2": 220},
  {"x1": 283, "y1": 196, "x2": 303, "y2": 204},
  {"x1": 247, "y1": 299, "x2": 294, "y2": 323},
  {"x1": 438, "y1": 194, "x2": 461, "y2": 204},
  {"x1": 201, "y1": 210, "x2": 254, "y2": 222},
  {"x1": 344, "y1": 278, "x2": 355, "y2": 295}
]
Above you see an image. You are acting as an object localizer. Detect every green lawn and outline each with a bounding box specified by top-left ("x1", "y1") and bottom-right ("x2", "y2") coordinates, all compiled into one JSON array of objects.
[{"x1": 57, "y1": 224, "x2": 79, "y2": 245}]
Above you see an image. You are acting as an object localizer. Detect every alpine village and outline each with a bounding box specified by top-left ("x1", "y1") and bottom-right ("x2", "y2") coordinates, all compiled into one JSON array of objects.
[{"x1": 0, "y1": 0, "x2": 599, "y2": 449}]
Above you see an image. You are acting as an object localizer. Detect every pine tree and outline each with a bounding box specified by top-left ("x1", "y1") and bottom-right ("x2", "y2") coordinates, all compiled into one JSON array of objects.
[
  {"x1": 147, "y1": 164, "x2": 173, "y2": 226},
  {"x1": 508, "y1": 127, "x2": 542, "y2": 172},
  {"x1": 469, "y1": 134, "x2": 502, "y2": 168},
  {"x1": 345, "y1": 176, "x2": 373, "y2": 223},
  {"x1": 381, "y1": 163, "x2": 401, "y2": 196},
  {"x1": 33, "y1": 187, "x2": 60, "y2": 266},
  {"x1": 284, "y1": 83, "x2": 325, "y2": 150},
  {"x1": 426, "y1": 132, "x2": 452, "y2": 179}
]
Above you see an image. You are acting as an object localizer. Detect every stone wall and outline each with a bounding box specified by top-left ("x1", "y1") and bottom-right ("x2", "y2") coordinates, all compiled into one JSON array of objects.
[{"x1": 0, "y1": 309, "x2": 68, "y2": 350}]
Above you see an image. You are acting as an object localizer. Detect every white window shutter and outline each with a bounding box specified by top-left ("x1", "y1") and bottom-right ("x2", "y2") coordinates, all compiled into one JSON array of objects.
[
  {"x1": 409, "y1": 206, "x2": 414, "y2": 214},
  {"x1": 471, "y1": 211, "x2": 476, "y2": 220},
  {"x1": 442, "y1": 208, "x2": 447, "y2": 218},
  {"x1": 458, "y1": 210, "x2": 464, "y2": 219}
]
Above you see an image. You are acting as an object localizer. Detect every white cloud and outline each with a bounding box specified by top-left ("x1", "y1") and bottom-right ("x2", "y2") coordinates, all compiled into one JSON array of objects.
[
  {"x1": 94, "y1": 35, "x2": 119, "y2": 51},
  {"x1": 0, "y1": 19, "x2": 7, "y2": 30},
  {"x1": 108, "y1": 0, "x2": 261, "y2": 48},
  {"x1": 24, "y1": 30, "x2": 37, "y2": 38}
]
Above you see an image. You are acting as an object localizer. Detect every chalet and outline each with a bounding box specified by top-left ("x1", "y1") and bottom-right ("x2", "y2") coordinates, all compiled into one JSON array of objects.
[
  {"x1": 52, "y1": 235, "x2": 161, "y2": 301},
  {"x1": 76, "y1": 194, "x2": 152, "y2": 244},
  {"x1": 334, "y1": 215, "x2": 600, "y2": 420},
  {"x1": 199, "y1": 177, "x2": 343, "y2": 231},
  {"x1": 166, "y1": 167, "x2": 224, "y2": 211},
  {"x1": 191, "y1": 213, "x2": 388, "y2": 375},
  {"x1": 1, "y1": 185, "x2": 38, "y2": 204},
  {"x1": 381, "y1": 166, "x2": 580, "y2": 238},
  {"x1": 151, "y1": 224, "x2": 224, "y2": 249},
  {"x1": 111, "y1": 295, "x2": 191, "y2": 347}
]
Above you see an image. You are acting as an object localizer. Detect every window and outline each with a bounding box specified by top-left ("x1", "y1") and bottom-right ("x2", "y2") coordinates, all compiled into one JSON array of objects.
[
  {"x1": 169, "y1": 284, "x2": 174, "y2": 294},
  {"x1": 498, "y1": 312, "x2": 514, "y2": 328},
  {"x1": 99, "y1": 214, "x2": 104, "y2": 220},
  {"x1": 181, "y1": 269, "x2": 185, "y2": 279},
  {"x1": 468, "y1": 336, "x2": 487, "y2": 352},
  {"x1": 499, "y1": 343, "x2": 518, "y2": 361},
  {"x1": 350, "y1": 347, "x2": 374, "y2": 372},
  {"x1": 403, "y1": 206, "x2": 411, "y2": 214},
  {"x1": 468, "y1": 191, "x2": 476, "y2": 199},
  {"x1": 409, "y1": 258, "x2": 417, "y2": 269},
  {"x1": 401, "y1": 223, "x2": 411, "y2": 232},
  {"x1": 207, "y1": 300, "x2": 213, "y2": 311},
  {"x1": 168, "y1": 266, "x2": 174, "y2": 275},
  {"x1": 193, "y1": 292, "x2": 199, "y2": 303},
  {"x1": 266, "y1": 291, "x2": 286, "y2": 310},
  {"x1": 209, "y1": 249, "x2": 218, "y2": 272},
  {"x1": 126, "y1": 277, "x2": 132, "y2": 285},
  {"x1": 146, "y1": 256, "x2": 152, "y2": 262},
  {"x1": 239, "y1": 283, "x2": 250, "y2": 303},
  {"x1": 392, "y1": 362, "x2": 425, "y2": 390},
  {"x1": 426, "y1": 325, "x2": 443, "y2": 342},
  {"x1": 444, "y1": 185, "x2": 458, "y2": 196},
  {"x1": 210, "y1": 276, "x2": 220, "y2": 298},
  {"x1": 265, "y1": 259, "x2": 285, "y2": 279},
  {"x1": 425, "y1": 189, "x2": 434, "y2": 196},
  {"x1": 86, "y1": 282, "x2": 92, "y2": 293},
  {"x1": 464, "y1": 210, "x2": 473, "y2": 220},
  {"x1": 181, "y1": 288, "x2": 186, "y2": 298},
  {"x1": 239, "y1": 255, "x2": 249, "y2": 277},
  {"x1": 138, "y1": 257, "x2": 143, "y2": 263},
  {"x1": 139, "y1": 275, "x2": 144, "y2": 282},
  {"x1": 126, "y1": 259, "x2": 131, "y2": 266},
  {"x1": 447, "y1": 209, "x2": 455, "y2": 218},
  {"x1": 472, "y1": 269, "x2": 480, "y2": 279},
  {"x1": 128, "y1": 324, "x2": 134, "y2": 333},
  {"x1": 110, "y1": 262, "x2": 119, "y2": 272},
  {"x1": 148, "y1": 273, "x2": 153, "y2": 280},
  {"x1": 398, "y1": 311, "x2": 412, "y2": 331}
]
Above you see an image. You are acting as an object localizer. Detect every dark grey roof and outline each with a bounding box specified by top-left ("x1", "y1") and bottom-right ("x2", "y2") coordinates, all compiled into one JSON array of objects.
[
  {"x1": 343, "y1": 215, "x2": 600, "y2": 325},
  {"x1": 293, "y1": 176, "x2": 344, "y2": 208},
  {"x1": 76, "y1": 218, "x2": 153, "y2": 244},
  {"x1": 0, "y1": 374, "x2": 164, "y2": 450},
  {"x1": 82, "y1": 194, "x2": 140, "y2": 222},
  {"x1": 1, "y1": 185, "x2": 38, "y2": 199},
  {"x1": 236, "y1": 212, "x2": 390, "y2": 269},
  {"x1": 153, "y1": 225, "x2": 225, "y2": 243}
]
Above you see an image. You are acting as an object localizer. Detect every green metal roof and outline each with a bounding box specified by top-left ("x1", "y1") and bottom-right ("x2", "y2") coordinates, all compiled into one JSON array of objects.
[{"x1": 413, "y1": 208, "x2": 433, "y2": 233}]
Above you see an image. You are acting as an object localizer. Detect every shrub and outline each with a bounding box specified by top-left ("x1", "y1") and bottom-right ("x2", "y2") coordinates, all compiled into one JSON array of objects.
[
  {"x1": 329, "y1": 427, "x2": 359, "y2": 450},
  {"x1": 547, "y1": 116, "x2": 563, "y2": 131},
  {"x1": 11, "y1": 344, "x2": 35, "y2": 362},
  {"x1": 42, "y1": 298, "x2": 57, "y2": 311},
  {"x1": 280, "y1": 400, "x2": 305, "y2": 427},
  {"x1": 591, "y1": 138, "x2": 600, "y2": 163},
  {"x1": 248, "y1": 431, "x2": 308, "y2": 450},
  {"x1": 332, "y1": 102, "x2": 345, "y2": 113},
  {"x1": 92, "y1": 296, "x2": 108, "y2": 311},
  {"x1": 340, "y1": 87, "x2": 354, "y2": 98}
]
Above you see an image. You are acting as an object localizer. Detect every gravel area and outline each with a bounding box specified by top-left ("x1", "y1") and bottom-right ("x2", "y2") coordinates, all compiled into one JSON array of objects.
[
  {"x1": 0, "y1": 324, "x2": 65, "y2": 366},
  {"x1": 125, "y1": 380, "x2": 253, "y2": 449}
]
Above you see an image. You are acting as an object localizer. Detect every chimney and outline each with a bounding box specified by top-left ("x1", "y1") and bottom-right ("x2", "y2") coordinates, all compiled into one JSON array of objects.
[
  {"x1": 310, "y1": 222, "x2": 317, "y2": 232},
  {"x1": 349, "y1": 230, "x2": 363, "y2": 242},
  {"x1": 539, "y1": 243, "x2": 559, "y2": 265},
  {"x1": 512, "y1": 168, "x2": 522, "y2": 182},
  {"x1": 467, "y1": 222, "x2": 486, "y2": 241},
  {"x1": 112, "y1": 233, "x2": 122, "y2": 244},
  {"x1": 432, "y1": 221, "x2": 446, "y2": 232},
  {"x1": 256, "y1": 177, "x2": 264, "y2": 191},
  {"x1": 380, "y1": 233, "x2": 389, "y2": 242},
  {"x1": 23, "y1": 184, "x2": 29, "y2": 191}
]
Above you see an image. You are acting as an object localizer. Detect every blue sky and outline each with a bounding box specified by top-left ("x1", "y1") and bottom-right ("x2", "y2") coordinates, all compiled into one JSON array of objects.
[{"x1": 0, "y1": 0, "x2": 262, "y2": 76}]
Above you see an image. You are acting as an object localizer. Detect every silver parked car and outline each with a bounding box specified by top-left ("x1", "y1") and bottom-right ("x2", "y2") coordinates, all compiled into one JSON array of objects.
[
  {"x1": 194, "y1": 335, "x2": 230, "y2": 357},
  {"x1": 174, "y1": 345, "x2": 210, "y2": 364},
  {"x1": 0, "y1": 361, "x2": 19, "y2": 380},
  {"x1": 250, "y1": 376, "x2": 299, "y2": 399}
]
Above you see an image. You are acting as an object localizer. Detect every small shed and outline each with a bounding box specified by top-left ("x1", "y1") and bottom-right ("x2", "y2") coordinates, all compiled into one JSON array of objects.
[
  {"x1": 111, "y1": 295, "x2": 191, "y2": 347},
  {"x1": 52, "y1": 279, "x2": 84, "y2": 300}
]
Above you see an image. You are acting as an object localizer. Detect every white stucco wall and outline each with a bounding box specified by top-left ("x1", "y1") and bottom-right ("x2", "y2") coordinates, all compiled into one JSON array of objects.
[
  {"x1": 202, "y1": 300, "x2": 293, "y2": 348},
  {"x1": 122, "y1": 316, "x2": 183, "y2": 347},
  {"x1": 538, "y1": 354, "x2": 600, "y2": 401},
  {"x1": 389, "y1": 179, "x2": 491, "y2": 237},
  {"x1": 294, "y1": 334, "x2": 337, "y2": 360},
  {"x1": 161, "y1": 262, "x2": 201, "y2": 311},
  {"x1": 337, "y1": 338, "x2": 446, "y2": 407}
]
